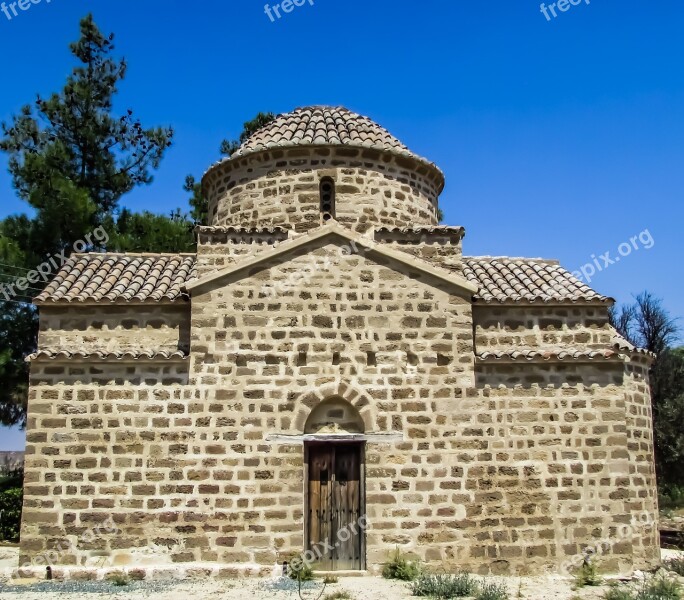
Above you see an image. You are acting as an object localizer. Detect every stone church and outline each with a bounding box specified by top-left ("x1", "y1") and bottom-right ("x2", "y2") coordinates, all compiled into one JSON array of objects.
[{"x1": 20, "y1": 106, "x2": 659, "y2": 577}]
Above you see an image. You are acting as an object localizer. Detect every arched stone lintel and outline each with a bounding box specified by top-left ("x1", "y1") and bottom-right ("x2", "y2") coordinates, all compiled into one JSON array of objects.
[{"x1": 293, "y1": 380, "x2": 377, "y2": 434}]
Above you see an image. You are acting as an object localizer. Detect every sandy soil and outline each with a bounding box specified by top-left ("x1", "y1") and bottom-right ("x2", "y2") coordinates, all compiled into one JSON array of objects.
[{"x1": 0, "y1": 549, "x2": 681, "y2": 600}]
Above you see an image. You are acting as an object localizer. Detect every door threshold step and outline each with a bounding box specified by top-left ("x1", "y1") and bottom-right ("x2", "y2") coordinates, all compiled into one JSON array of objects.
[{"x1": 315, "y1": 570, "x2": 369, "y2": 578}]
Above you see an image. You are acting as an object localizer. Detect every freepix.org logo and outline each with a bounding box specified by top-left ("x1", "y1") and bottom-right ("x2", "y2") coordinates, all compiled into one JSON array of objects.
[
  {"x1": 540, "y1": 0, "x2": 591, "y2": 22},
  {"x1": 0, "y1": 226, "x2": 109, "y2": 302},
  {"x1": 264, "y1": 0, "x2": 314, "y2": 23},
  {"x1": 1, "y1": 0, "x2": 54, "y2": 23}
]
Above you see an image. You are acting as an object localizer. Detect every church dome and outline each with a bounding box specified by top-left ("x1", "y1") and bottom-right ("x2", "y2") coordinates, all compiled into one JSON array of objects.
[
  {"x1": 229, "y1": 106, "x2": 441, "y2": 175},
  {"x1": 202, "y1": 106, "x2": 444, "y2": 232}
]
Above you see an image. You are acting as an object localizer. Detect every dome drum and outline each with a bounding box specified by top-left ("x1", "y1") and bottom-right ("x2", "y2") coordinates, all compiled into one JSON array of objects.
[{"x1": 203, "y1": 145, "x2": 442, "y2": 232}]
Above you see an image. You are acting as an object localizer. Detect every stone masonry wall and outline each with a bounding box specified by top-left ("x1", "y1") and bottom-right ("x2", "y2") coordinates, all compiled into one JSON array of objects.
[
  {"x1": 473, "y1": 360, "x2": 640, "y2": 574},
  {"x1": 188, "y1": 239, "x2": 477, "y2": 572},
  {"x1": 471, "y1": 304, "x2": 659, "y2": 572},
  {"x1": 19, "y1": 237, "x2": 660, "y2": 576},
  {"x1": 20, "y1": 360, "x2": 189, "y2": 569},
  {"x1": 374, "y1": 229, "x2": 465, "y2": 275},
  {"x1": 622, "y1": 358, "x2": 660, "y2": 569},
  {"x1": 203, "y1": 148, "x2": 441, "y2": 233},
  {"x1": 473, "y1": 305, "x2": 616, "y2": 352},
  {"x1": 195, "y1": 228, "x2": 289, "y2": 278},
  {"x1": 37, "y1": 305, "x2": 190, "y2": 354}
]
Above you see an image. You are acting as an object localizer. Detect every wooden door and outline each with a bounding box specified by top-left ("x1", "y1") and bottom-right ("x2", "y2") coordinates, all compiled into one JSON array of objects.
[{"x1": 307, "y1": 444, "x2": 364, "y2": 571}]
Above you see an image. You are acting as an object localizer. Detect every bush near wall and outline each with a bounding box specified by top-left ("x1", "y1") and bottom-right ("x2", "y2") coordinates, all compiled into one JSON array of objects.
[{"x1": 0, "y1": 472, "x2": 23, "y2": 543}]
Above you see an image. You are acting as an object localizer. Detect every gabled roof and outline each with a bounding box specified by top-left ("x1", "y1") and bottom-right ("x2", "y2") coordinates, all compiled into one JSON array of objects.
[
  {"x1": 462, "y1": 256, "x2": 612, "y2": 305},
  {"x1": 32, "y1": 229, "x2": 612, "y2": 306},
  {"x1": 35, "y1": 254, "x2": 195, "y2": 305},
  {"x1": 185, "y1": 221, "x2": 479, "y2": 297}
]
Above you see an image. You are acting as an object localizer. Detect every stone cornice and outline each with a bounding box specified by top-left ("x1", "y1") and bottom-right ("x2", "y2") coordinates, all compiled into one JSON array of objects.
[{"x1": 185, "y1": 221, "x2": 479, "y2": 297}]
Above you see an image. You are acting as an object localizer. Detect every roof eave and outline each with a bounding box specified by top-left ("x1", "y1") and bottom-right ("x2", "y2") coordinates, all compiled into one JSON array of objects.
[
  {"x1": 27, "y1": 351, "x2": 189, "y2": 363},
  {"x1": 476, "y1": 352, "x2": 625, "y2": 364},
  {"x1": 471, "y1": 298, "x2": 615, "y2": 307},
  {"x1": 201, "y1": 144, "x2": 446, "y2": 193},
  {"x1": 33, "y1": 297, "x2": 191, "y2": 307}
]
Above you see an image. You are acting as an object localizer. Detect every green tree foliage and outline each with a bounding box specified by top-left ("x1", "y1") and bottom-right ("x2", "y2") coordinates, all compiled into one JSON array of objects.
[
  {"x1": 0, "y1": 303, "x2": 35, "y2": 426},
  {"x1": 103, "y1": 209, "x2": 195, "y2": 253},
  {"x1": 0, "y1": 487, "x2": 23, "y2": 542},
  {"x1": 0, "y1": 464, "x2": 23, "y2": 542},
  {"x1": 1, "y1": 14, "x2": 173, "y2": 229},
  {"x1": 185, "y1": 112, "x2": 276, "y2": 226},
  {"x1": 610, "y1": 292, "x2": 683, "y2": 490},
  {"x1": 651, "y1": 347, "x2": 684, "y2": 488},
  {"x1": 0, "y1": 14, "x2": 182, "y2": 426},
  {"x1": 219, "y1": 112, "x2": 276, "y2": 157},
  {"x1": 183, "y1": 175, "x2": 208, "y2": 225}
]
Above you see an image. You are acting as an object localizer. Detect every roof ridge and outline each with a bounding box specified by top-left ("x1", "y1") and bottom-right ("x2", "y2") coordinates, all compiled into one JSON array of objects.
[{"x1": 464, "y1": 256, "x2": 561, "y2": 265}]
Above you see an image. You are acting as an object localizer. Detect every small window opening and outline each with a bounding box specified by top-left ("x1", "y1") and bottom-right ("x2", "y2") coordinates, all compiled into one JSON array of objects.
[
  {"x1": 320, "y1": 177, "x2": 336, "y2": 221},
  {"x1": 367, "y1": 351, "x2": 377, "y2": 366}
]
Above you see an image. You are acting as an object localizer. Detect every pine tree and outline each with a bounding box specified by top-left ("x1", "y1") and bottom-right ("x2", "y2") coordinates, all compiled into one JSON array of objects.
[{"x1": 0, "y1": 14, "x2": 177, "y2": 426}]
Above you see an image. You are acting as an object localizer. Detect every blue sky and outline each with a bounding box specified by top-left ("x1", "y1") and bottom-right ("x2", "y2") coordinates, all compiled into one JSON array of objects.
[{"x1": 1, "y1": 1, "x2": 683, "y2": 449}]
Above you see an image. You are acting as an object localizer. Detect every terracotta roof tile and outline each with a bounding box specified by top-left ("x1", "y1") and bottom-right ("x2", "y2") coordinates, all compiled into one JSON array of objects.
[
  {"x1": 205, "y1": 106, "x2": 443, "y2": 180},
  {"x1": 463, "y1": 257, "x2": 611, "y2": 304},
  {"x1": 27, "y1": 350, "x2": 188, "y2": 362},
  {"x1": 376, "y1": 226, "x2": 466, "y2": 237},
  {"x1": 35, "y1": 252, "x2": 609, "y2": 306},
  {"x1": 612, "y1": 335, "x2": 656, "y2": 358},
  {"x1": 197, "y1": 226, "x2": 289, "y2": 235},
  {"x1": 35, "y1": 254, "x2": 195, "y2": 304},
  {"x1": 477, "y1": 349, "x2": 621, "y2": 362}
]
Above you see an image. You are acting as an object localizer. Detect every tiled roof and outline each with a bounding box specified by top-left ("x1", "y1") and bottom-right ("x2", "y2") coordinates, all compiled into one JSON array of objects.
[
  {"x1": 375, "y1": 226, "x2": 466, "y2": 241},
  {"x1": 209, "y1": 106, "x2": 442, "y2": 177},
  {"x1": 477, "y1": 349, "x2": 622, "y2": 362},
  {"x1": 35, "y1": 254, "x2": 195, "y2": 304},
  {"x1": 196, "y1": 226, "x2": 289, "y2": 234},
  {"x1": 612, "y1": 335, "x2": 656, "y2": 358},
  {"x1": 375, "y1": 226, "x2": 466, "y2": 235},
  {"x1": 35, "y1": 252, "x2": 609, "y2": 306},
  {"x1": 27, "y1": 350, "x2": 188, "y2": 362},
  {"x1": 463, "y1": 257, "x2": 611, "y2": 304}
]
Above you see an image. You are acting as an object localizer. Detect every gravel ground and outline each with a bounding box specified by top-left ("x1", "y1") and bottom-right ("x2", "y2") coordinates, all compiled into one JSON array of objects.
[{"x1": 0, "y1": 550, "x2": 681, "y2": 600}]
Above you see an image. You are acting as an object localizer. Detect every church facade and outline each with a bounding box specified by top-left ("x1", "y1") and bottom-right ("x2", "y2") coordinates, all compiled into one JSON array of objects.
[{"x1": 20, "y1": 106, "x2": 659, "y2": 577}]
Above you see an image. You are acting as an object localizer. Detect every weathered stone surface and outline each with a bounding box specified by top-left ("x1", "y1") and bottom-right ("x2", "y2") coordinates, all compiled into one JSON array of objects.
[{"x1": 19, "y1": 107, "x2": 659, "y2": 577}]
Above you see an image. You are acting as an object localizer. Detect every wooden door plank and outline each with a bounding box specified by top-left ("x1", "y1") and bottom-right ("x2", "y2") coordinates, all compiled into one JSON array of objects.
[{"x1": 308, "y1": 443, "x2": 364, "y2": 572}]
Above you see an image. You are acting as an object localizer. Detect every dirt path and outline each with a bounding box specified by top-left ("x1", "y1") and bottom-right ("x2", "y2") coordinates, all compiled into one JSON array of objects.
[{"x1": 0, "y1": 549, "x2": 681, "y2": 600}]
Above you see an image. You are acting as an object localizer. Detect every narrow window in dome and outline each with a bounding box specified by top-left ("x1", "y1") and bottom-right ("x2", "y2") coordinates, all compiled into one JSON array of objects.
[{"x1": 319, "y1": 177, "x2": 336, "y2": 221}]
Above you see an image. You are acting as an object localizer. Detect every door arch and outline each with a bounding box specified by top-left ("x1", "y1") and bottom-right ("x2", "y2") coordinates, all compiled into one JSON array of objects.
[{"x1": 304, "y1": 398, "x2": 366, "y2": 571}]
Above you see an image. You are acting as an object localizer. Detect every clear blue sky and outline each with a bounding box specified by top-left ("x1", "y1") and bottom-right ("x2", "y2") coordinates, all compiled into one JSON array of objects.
[{"x1": 1, "y1": 1, "x2": 683, "y2": 449}]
